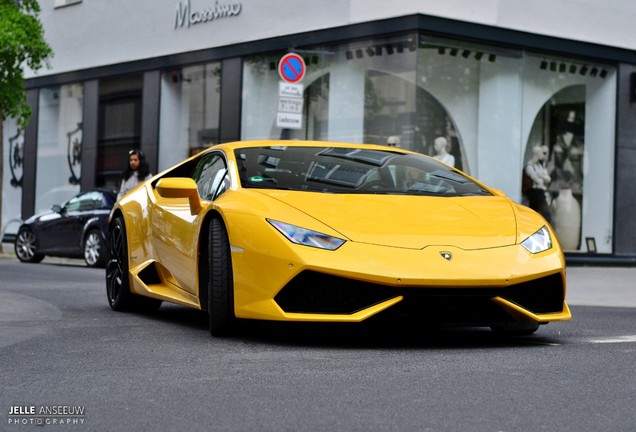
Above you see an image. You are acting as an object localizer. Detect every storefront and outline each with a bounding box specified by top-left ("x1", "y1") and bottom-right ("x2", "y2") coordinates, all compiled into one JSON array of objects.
[{"x1": 3, "y1": 2, "x2": 636, "y2": 263}]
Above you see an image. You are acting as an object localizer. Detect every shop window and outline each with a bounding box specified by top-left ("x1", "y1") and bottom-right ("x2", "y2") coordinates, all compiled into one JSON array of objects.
[
  {"x1": 159, "y1": 63, "x2": 221, "y2": 171},
  {"x1": 522, "y1": 58, "x2": 616, "y2": 253},
  {"x1": 96, "y1": 75, "x2": 143, "y2": 188},
  {"x1": 240, "y1": 33, "x2": 616, "y2": 254},
  {"x1": 35, "y1": 84, "x2": 84, "y2": 214},
  {"x1": 362, "y1": 71, "x2": 466, "y2": 172}
]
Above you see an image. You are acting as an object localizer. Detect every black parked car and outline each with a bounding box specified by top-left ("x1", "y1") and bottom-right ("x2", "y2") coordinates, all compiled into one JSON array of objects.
[{"x1": 14, "y1": 189, "x2": 117, "y2": 267}]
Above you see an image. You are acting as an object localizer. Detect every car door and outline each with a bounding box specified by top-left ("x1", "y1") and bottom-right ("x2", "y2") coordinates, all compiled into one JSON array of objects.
[
  {"x1": 34, "y1": 208, "x2": 65, "y2": 252},
  {"x1": 149, "y1": 152, "x2": 230, "y2": 295},
  {"x1": 70, "y1": 192, "x2": 108, "y2": 250},
  {"x1": 35, "y1": 193, "x2": 86, "y2": 253}
]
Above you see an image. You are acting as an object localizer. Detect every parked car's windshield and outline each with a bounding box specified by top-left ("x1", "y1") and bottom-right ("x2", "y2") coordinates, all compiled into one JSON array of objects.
[{"x1": 235, "y1": 146, "x2": 491, "y2": 197}]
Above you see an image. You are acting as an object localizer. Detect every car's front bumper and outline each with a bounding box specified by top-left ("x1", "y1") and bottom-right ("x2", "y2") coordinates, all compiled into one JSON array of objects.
[{"x1": 231, "y1": 233, "x2": 570, "y2": 326}]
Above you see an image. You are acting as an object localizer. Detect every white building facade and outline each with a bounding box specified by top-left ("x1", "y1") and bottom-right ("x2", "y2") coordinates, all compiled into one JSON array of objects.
[{"x1": 3, "y1": 0, "x2": 636, "y2": 262}]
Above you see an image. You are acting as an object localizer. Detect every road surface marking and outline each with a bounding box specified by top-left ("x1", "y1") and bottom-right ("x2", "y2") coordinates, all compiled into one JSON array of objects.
[{"x1": 586, "y1": 335, "x2": 636, "y2": 344}]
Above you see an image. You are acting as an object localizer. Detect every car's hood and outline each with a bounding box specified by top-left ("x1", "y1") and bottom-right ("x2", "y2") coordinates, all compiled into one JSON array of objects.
[
  {"x1": 260, "y1": 191, "x2": 518, "y2": 250},
  {"x1": 24, "y1": 210, "x2": 58, "y2": 224}
]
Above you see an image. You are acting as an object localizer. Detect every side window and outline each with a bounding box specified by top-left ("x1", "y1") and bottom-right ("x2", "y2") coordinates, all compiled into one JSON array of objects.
[
  {"x1": 64, "y1": 195, "x2": 82, "y2": 212},
  {"x1": 66, "y1": 191, "x2": 103, "y2": 211},
  {"x1": 192, "y1": 154, "x2": 230, "y2": 201}
]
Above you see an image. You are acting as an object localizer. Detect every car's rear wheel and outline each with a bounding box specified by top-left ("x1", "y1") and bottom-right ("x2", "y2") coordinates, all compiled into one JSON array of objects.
[
  {"x1": 490, "y1": 321, "x2": 540, "y2": 336},
  {"x1": 14, "y1": 227, "x2": 44, "y2": 263},
  {"x1": 84, "y1": 229, "x2": 106, "y2": 268},
  {"x1": 106, "y1": 216, "x2": 161, "y2": 312},
  {"x1": 208, "y1": 217, "x2": 236, "y2": 336}
]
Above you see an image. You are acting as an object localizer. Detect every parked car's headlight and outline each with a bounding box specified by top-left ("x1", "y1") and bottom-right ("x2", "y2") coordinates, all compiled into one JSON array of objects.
[
  {"x1": 267, "y1": 219, "x2": 345, "y2": 250},
  {"x1": 521, "y1": 226, "x2": 552, "y2": 254}
]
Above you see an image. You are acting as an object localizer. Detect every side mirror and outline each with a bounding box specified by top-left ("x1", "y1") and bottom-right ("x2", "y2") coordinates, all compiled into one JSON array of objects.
[
  {"x1": 51, "y1": 204, "x2": 62, "y2": 213},
  {"x1": 155, "y1": 178, "x2": 202, "y2": 214}
]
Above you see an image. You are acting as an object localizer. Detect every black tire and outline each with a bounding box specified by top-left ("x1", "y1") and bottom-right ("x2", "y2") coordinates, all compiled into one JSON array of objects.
[
  {"x1": 490, "y1": 321, "x2": 540, "y2": 336},
  {"x1": 106, "y1": 216, "x2": 161, "y2": 312},
  {"x1": 84, "y1": 229, "x2": 107, "y2": 268},
  {"x1": 14, "y1": 227, "x2": 45, "y2": 263},
  {"x1": 208, "y1": 217, "x2": 236, "y2": 336}
]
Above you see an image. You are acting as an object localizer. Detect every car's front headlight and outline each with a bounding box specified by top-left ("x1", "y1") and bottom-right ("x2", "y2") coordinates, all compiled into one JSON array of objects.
[
  {"x1": 521, "y1": 225, "x2": 552, "y2": 254},
  {"x1": 267, "y1": 219, "x2": 345, "y2": 250}
]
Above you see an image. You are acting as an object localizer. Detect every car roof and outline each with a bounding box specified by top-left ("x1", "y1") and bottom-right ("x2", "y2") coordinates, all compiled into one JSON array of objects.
[
  {"x1": 209, "y1": 140, "x2": 415, "y2": 153},
  {"x1": 77, "y1": 188, "x2": 118, "y2": 198}
]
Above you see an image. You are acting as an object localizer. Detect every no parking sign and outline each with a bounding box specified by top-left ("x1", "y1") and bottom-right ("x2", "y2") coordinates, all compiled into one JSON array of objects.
[
  {"x1": 277, "y1": 53, "x2": 306, "y2": 129},
  {"x1": 278, "y1": 53, "x2": 306, "y2": 84}
]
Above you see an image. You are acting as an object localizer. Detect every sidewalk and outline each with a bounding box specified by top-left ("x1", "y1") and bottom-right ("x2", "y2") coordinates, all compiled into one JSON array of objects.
[
  {"x1": 2, "y1": 242, "x2": 635, "y2": 307},
  {"x1": 566, "y1": 266, "x2": 636, "y2": 308}
]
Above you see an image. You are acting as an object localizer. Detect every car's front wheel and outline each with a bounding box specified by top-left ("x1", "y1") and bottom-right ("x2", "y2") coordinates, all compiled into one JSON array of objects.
[
  {"x1": 14, "y1": 227, "x2": 44, "y2": 263},
  {"x1": 84, "y1": 229, "x2": 106, "y2": 268},
  {"x1": 208, "y1": 217, "x2": 236, "y2": 336},
  {"x1": 106, "y1": 216, "x2": 161, "y2": 312}
]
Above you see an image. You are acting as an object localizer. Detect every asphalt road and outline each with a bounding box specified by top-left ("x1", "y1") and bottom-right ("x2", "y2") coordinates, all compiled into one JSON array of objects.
[{"x1": 1, "y1": 257, "x2": 635, "y2": 431}]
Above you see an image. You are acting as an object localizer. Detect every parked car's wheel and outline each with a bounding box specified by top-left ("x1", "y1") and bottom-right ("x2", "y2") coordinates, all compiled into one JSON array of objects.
[
  {"x1": 106, "y1": 216, "x2": 161, "y2": 312},
  {"x1": 208, "y1": 217, "x2": 236, "y2": 336},
  {"x1": 84, "y1": 229, "x2": 106, "y2": 268},
  {"x1": 14, "y1": 227, "x2": 44, "y2": 263}
]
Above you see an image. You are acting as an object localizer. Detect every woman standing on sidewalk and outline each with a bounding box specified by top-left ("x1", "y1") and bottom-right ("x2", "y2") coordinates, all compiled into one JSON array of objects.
[{"x1": 117, "y1": 149, "x2": 152, "y2": 200}]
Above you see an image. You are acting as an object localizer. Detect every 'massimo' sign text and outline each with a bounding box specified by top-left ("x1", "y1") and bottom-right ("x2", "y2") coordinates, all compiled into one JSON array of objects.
[{"x1": 175, "y1": 0, "x2": 242, "y2": 29}]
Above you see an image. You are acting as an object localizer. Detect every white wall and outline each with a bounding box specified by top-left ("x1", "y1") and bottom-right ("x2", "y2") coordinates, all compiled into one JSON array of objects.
[
  {"x1": 27, "y1": 0, "x2": 636, "y2": 78},
  {"x1": 350, "y1": 0, "x2": 636, "y2": 50}
]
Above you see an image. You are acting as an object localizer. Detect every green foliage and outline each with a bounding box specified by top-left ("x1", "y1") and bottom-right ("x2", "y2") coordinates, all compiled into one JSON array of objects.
[{"x1": 0, "y1": 0, "x2": 53, "y2": 126}]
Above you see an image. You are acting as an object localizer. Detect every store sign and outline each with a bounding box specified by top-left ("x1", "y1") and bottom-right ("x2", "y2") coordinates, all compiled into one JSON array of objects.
[{"x1": 175, "y1": 0, "x2": 242, "y2": 29}]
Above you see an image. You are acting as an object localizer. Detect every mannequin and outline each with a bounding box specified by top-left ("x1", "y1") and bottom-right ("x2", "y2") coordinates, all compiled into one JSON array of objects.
[
  {"x1": 386, "y1": 135, "x2": 401, "y2": 148},
  {"x1": 552, "y1": 111, "x2": 584, "y2": 194},
  {"x1": 525, "y1": 145, "x2": 551, "y2": 222},
  {"x1": 432, "y1": 136, "x2": 455, "y2": 167}
]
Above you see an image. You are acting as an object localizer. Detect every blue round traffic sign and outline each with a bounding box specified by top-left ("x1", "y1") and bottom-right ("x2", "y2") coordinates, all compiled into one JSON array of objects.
[{"x1": 278, "y1": 53, "x2": 306, "y2": 83}]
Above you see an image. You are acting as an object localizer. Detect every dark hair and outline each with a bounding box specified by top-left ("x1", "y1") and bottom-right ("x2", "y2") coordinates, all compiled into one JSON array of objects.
[{"x1": 122, "y1": 149, "x2": 150, "y2": 181}]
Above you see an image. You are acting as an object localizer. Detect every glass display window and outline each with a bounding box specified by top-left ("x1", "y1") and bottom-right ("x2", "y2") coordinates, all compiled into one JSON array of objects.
[
  {"x1": 522, "y1": 56, "x2": 616, "y2": 253},
  {"x1": 35, "y1": 84, "x2": 84, "y2": 214},
  {"x1": 241, "y1": 34, "x2": 418, "y2": 144},
  {"x1": 159, "y1": 62, "x2": 222, "y2": 171},
  {"x1": 240, "y1": 33, "x2": 616, "y2": 254}
]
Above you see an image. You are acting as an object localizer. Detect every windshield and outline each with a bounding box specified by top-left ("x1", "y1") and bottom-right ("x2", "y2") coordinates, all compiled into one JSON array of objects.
[{"x1": 235, "y1": 146, "x2": 491, "y2": 197}]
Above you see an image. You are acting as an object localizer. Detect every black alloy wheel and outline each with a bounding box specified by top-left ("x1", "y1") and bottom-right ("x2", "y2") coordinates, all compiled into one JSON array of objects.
[
  {"x1": 106, "y1": 217, "x2": 131, "y2": 310},
  {"x1": 105, "y1": 216, "x2": 161, "y2": 312}
]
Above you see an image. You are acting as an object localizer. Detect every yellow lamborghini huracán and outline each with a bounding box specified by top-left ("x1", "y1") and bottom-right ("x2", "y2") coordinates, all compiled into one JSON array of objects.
[{"x1": 106, "y1": 141, "x2": 571, "y2": 336}]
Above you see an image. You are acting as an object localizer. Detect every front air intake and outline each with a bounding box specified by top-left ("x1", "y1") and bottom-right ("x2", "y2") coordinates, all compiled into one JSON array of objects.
[
  {"x1": 274, "y1": 271, "x2": 397, "y2": 314},
  {"x1": 274, "y1": 270, "x2": 565, "y2": 318}
]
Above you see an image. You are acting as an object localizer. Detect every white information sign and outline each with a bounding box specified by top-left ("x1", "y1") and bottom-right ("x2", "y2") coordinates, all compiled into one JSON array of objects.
[
  {"x1": 277, "y1": 113, "x2": 303, "y2": 129},
  {"x1": 277, "y1": 82, "x2": 304, "y2": 130},
  {"x1": 278, "y1": 97, "x2": 304, "y2": 114},
  {"x1": 279, "y1": 82, "x2": 303, "y2": 98}
]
